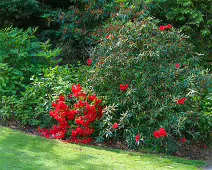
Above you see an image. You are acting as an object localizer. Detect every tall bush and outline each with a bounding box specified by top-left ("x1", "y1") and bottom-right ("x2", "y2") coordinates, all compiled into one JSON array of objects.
[{"x1": 89, "y1": 17, "x2": 211, "y2": 153}]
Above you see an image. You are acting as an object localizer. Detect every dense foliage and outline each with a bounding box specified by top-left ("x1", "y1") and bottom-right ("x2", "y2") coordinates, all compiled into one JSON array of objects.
[
  {"x1": 146, "y1": 0, "x2": 212, "y2": 64},
  {"x1": 0, "y1": 65, "x2": 88, "y2": 126},
  {"x1": 0, "y1": 27, "x2": 59, "y2": 97},
  {"x1": 0, "y1": 0, "x2": 211, "y2": 154},
  {"x1": 0, "y1": 0, "x2": 41, "y2": 28},
  {"x1": 90, "y1": 18, "x2": 211, "y2": 153}
]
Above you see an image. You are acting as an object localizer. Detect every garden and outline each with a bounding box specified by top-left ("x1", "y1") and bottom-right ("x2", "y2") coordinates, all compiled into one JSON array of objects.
[{"x1": 0, "y1": 0, "x2": 211, "y2": 169}]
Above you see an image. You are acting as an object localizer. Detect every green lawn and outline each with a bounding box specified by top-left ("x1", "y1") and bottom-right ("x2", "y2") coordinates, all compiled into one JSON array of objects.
[{"x1": 0, "y1": 126, "x2": 206, "y2": 170}]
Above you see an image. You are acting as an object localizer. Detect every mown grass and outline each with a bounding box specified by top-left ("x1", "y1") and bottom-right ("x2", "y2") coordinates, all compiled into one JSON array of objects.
[{"x1": 0, "y1": 126, "x2": 206, "y2": 170}]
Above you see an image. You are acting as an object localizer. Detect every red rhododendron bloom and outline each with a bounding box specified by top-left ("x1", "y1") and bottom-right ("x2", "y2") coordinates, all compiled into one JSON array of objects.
[
  {"x1": 59, "y1": 95, "x2": 65, "y2": 101},
  {"x1": 158, "y1": 128, "x2": 167, "y2": 137},
  {"x1": 159, "y1": 26, "x2": 166, "y2": 31},
  {"x1": 177, "y1": 98, "x2": 186, "y2": 105},
  {"x1": 52, "y1": 102, "x2": 57, "y2": 108},
  {"x1": 154, "y1": 128, "x2": 167, "y2": 138},
  {"x1": 112, "y1": 122, "x2": 118, "y2": 129},
  {"x1": 106, "y1": 35, "x2": 110, "y2": 39},
  {"x1": 120, "y1": 84, "x2": 129, "y2": 92},
  {"x1": 167, "y1": 24, "x2": 172, "y2": 28},
  {"x1": 154, "y1": 131, "x2": 160, "y2": 138},
  {"x1": 72, "y1": 84, "x2": 82, "y2": 93},
  {"x1": 71, "y1": 130, "x2": 77, "y2": 137},
  {"x1": 72, "y1": 84, "x2": 83, "y2": 98},
  {"x1": 175, "y1": 63, "x2": 180, "y2": 69},
  {"x1": 135, "y1": 134, "x2": 140, "y2": 143},
  {"x1": 181, "y1": 138, "x2": 187, "y2": 143},
  {"x1": 159, "y1": 24, "x2": 172, "y2": 31},
  {"x1": 87, "y1": 58, "x2": 92, "y2": 66},
  {"x1": 88, "y1": 95, "x2": 97, "y2": 101}
]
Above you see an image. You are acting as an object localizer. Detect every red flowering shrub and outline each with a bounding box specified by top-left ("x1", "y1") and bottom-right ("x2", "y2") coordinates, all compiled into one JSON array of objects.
[
  {"x1": 38, "y1": 84, "x2": 103, "y2": 144},
  {"x1": 89, "y1": 17, "x2": 211, "y2": 153}
]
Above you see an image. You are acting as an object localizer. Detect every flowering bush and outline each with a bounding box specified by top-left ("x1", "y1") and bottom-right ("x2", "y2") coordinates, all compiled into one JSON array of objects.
[
  {"x1": 38, "y1": 84, "x2": 103, "y2": 144},
  {"x1": 89, "y1": 17, "x2": 211, "y2": 153}
]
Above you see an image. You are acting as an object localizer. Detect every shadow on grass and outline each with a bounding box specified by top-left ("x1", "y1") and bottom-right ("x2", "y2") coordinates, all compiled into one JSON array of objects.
[
  {"x1": 85, "y1": 144, "x2": 205, "y2": 167},
  {"x1": 0, "y1": 127, "x2": 112, "y2": 170}
]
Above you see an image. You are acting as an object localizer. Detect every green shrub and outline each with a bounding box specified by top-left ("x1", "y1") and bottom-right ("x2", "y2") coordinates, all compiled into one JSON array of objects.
[
  {"x1": 0, "y1": 27, "x2": 60, "y2": 97},
  {"x1": 0, "y1": 0, "x2": 41, "y2": 28},
  {"x1": 90, "y1": 17, "x2": 212, "y2": 153},
  {"x1": 0, "y1": 65, "x2": 89, "y2": 127}
]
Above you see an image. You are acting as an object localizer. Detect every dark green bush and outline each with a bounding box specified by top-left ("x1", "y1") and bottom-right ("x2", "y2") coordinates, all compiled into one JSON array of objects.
[
  {"x1": 0, "y1": 27, "x2": 60, "y2": 97},
  {"x1": 0, "y1": 0, "x2": 41, "y2": 28},
  {"x1": 90, "y1": 17, "x2": 211, "y2": 153},
  {"x1": 41, "y1": 0, "x2": 150, "y2": 64}
]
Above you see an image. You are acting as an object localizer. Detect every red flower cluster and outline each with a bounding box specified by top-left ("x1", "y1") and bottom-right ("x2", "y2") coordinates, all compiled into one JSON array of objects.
[
  {"x1": 38, "y1": 127, "x2": 50, "y2": 138},
  {"x1": 120, "y1": 84, "x2": 129, "y2": 92},
  {"x1": 176, "y1": 98, "x2": 186, "y2": 105},
  {"x1": 38, "y1": 84, "x2": 103, "y2": 144},
  {"x1": 159, "y1": 24, "x2": 172, "y2": 31},
  {"x1": 87, "y1": 58, "x2": 92, "y2": 66},
  {"x1": 154, "y1": 128, "x2": 168, "y2": 138}
]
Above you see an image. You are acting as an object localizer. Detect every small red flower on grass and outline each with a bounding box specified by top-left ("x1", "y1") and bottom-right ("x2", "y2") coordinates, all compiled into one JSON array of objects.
[
  {"x1": 177, "y1": 98, "x2": 186, "y2": 105},
  {"x1": 204, "y1": 145, "x2": 207, "y2": 149},
  {"x1": 112, "y1": 122, "x2": 118, "y2": 129}
]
